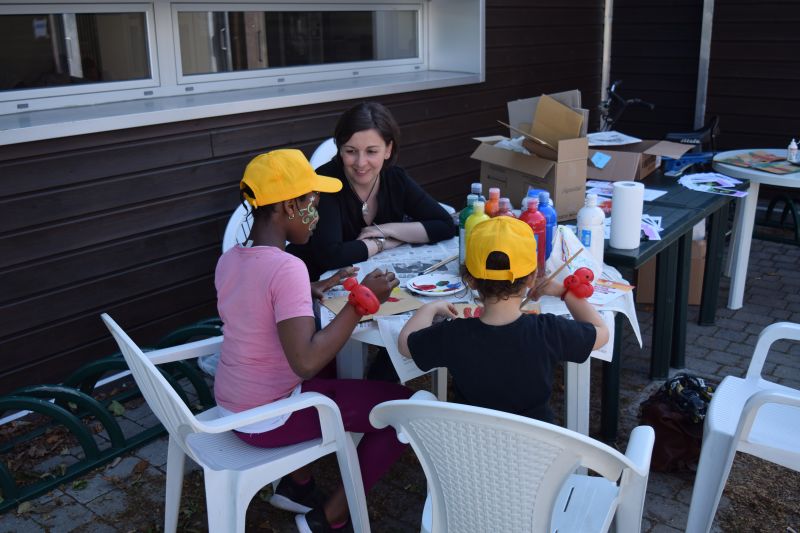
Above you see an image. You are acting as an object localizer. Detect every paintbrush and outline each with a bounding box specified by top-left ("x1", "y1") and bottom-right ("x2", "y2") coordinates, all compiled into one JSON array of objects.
[
  {"x1": 419, "y1": 254, "x2": 459, "y2": 276},
  {"x1": 520, "y1": 248, "x2": 584, "y2": 309}
]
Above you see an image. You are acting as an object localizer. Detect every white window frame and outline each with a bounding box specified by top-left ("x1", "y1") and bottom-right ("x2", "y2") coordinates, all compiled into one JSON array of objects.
[{"x1": 0, "y1": 0, "x2": 485, "y2": 145}]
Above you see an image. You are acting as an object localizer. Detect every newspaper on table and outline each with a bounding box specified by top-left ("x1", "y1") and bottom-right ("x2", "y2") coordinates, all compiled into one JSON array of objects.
[
  {"x1": 342, "y1": 237, "x2": 460, "y2": 287},
  {"x1": 586, "y1": 179, "x2": 667, "y2": 202},
  {"x1": 678, "y1": 172, "x2": 747, "y2": 197}
]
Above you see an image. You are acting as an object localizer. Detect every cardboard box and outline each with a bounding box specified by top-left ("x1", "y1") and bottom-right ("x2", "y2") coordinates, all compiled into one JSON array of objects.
[
  {"x1": 636, "y1": 239, "x2": 706, "y2": 305},
  {"x1": 587, "y1": 140, "x2": 693, "y2": 182},
  {"x1": 470, "y1": 90, "x2": 589, "y2": 221}
]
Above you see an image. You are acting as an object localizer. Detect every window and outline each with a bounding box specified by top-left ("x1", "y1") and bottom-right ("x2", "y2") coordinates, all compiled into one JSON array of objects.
[{"x1": 0, "y1": 0, "x2": 484, "y2": 145}]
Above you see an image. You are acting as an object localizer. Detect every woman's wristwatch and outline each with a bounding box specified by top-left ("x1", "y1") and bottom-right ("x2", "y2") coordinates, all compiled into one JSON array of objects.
[{"x1": 374, "y1": 237, "x2": 386, "y2": 253}]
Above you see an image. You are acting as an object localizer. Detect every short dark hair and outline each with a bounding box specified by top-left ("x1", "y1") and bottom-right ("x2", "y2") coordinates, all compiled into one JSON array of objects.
[
  {"x1": 334, "y1": 102, "x2": 400, "y2": 167},
  {"x1": 462, "y1": 251, "x2": 535, "y2": 301}
]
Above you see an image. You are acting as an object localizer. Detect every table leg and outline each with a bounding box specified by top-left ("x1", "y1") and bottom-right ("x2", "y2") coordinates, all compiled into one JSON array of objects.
[
  {"x1": 727, "y1": 182, "x2": 760, "y2": 310},
  {"x1": 432, "y1": 368, "x2": 448, "y2": 401},
  {"x1": 700, "y1": 201, "x2": 729, "y2": 325},
  {"x1": 336, "y1": 338, "x2": 369, "y2": 379},
  {"x1": 564, "y1": 358, "x2": 590, "y2": 435},
  {"x1": 671, "y1": 230, "x2": 692, "y2": 369},
  {"x1": 652, "y1": 241, "x2": 679, "y2": 379},
  {"x1": 601, "y1": 313, "x2": 624, "y2": 443}
]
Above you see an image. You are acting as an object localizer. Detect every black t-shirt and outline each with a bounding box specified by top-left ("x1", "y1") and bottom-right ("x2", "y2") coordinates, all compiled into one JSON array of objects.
[
  {"x1": 407, "y1": 314, "x2": 596, "y2": 423},
  {"x1": 287, "y1": 158, "x2": 456, "y2": 280}
]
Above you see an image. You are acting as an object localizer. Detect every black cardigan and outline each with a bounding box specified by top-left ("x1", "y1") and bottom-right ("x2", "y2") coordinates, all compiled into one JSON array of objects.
[{"x1": 288, "y1": 159, "x2": 457, "y2": 280}]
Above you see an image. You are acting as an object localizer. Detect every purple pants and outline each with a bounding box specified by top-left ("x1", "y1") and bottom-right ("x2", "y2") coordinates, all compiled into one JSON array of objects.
[{"x1": 235, "y1": 378, "x2": 412, "y2": 491}]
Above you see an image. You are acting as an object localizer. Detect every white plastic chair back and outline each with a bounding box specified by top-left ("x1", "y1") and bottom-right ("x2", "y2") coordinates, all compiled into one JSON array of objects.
[
  {"x1": 686, "y1": 322, "x2": 800, "y2": 532},
  {"x1": 101, "y1": 313, "x2": 370, "y2": 533},
  {"x1": 310, "y1": 137, "x2": 338, "y2": 170},
  {"x1": 222, "y1": 203, "x2": 253, "y2": 253},
  {"x1": 370, "y1": 393, "x2": 654, "y2": 533}
]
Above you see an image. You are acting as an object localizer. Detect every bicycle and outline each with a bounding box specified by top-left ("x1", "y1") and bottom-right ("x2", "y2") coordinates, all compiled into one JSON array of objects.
[{"x1": 598, "y1": 80, "x2": 656, "y2": 132}]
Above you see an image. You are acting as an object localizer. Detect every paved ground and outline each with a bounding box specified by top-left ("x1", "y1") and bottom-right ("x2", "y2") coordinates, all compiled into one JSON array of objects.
[{"x1": 2, "y1": 236, "x2": 800, "y2": 532}]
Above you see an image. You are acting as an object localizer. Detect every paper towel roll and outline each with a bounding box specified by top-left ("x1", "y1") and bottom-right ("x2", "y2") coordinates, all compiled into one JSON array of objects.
[{"x1": 610, "y1": 181, "x2": 644, "y2": 249}]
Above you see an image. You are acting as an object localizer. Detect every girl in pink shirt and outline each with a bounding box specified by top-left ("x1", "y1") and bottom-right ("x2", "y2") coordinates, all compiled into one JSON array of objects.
[{"x1": 214, "y1": 149, "x2": 412, "y2": 533}]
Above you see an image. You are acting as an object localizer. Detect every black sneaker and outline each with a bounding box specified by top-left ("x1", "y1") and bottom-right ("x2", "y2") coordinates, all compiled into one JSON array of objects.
[
  {"x1": 269, "y1": 475, "x2": 326, "y2": 513},
  {"x1": 295, "y1": 507, "x2": 353, "y2": 533}
]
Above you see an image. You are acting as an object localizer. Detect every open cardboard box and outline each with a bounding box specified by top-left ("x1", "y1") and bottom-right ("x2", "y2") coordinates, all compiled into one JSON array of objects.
[
  {"x1": 587, "y1": 140, "x2": 693, "y2": 182},
  {"x1": 470, "y1": 90, "x2": 589, "y2": 221}
]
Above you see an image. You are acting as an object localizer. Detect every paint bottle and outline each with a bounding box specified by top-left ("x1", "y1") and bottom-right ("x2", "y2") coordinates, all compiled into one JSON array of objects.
[
  {"x1": 470, "y1": 182, "x2": 486, "y2": 202},
  {"x1": 485, "y1": 187, "x2": 500, "y2": 217},
  {"x1": 496, "y1": 197, "x2": 516, "y2": 218},
  {"x1": 519, "y1": 197, "x2": 546, "y2": 277},
  {"x1": 464, "y1": 201, "x2": 491, "y2": 259},
  {"x1": 538, "y1": 191, "x2": 557, "y2": 260},
  {"x1": 458, "y1": 194, "x2": 479, "y2": 266},
  {"x1": 576, "y1": 193, "x2": 606, "y2": 267}
]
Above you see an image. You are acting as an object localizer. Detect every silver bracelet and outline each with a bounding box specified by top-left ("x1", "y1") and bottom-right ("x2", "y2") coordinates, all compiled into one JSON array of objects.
[{"x1": 374, "y1": 237, "x2": 385, "y2": 253}]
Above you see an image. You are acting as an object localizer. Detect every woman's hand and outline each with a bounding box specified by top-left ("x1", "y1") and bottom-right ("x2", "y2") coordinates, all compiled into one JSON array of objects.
[
  {"x1": 310, "y1": 266, "x2": 359, "y2": 301},
  {"x1": 360, "y1": 269, "x2": 399, "y2": 303},
  {"x1": 358, "y1": 224, "x2": 390, "y2": 240}
]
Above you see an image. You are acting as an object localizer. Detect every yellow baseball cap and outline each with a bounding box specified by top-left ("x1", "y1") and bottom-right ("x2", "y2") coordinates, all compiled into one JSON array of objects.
[
  {"x1": 466, "y1": 216, "x2": 537, "y2": 281},
  {"x1": 240, "y1": 149, "x2": 342, "y2": 208}
]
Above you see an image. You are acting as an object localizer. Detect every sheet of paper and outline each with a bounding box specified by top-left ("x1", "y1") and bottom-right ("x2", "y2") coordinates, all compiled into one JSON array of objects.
[
  {"x1": 585, "y1": 180, "x2": 667, "y2": 202},
  {"x1": 588, "y1": 279, "x2": 635, "y2": 306},
  {"x1": 586, "y1": 131, "x2": 642, "y2": 146},
  {"x1": 376, "y1": 315, "x2": 429, "y2": 383},
  {"x1": 530, "y1": 94, "x2": 585, "y2": 148},
  {"x1": 679, "y1": 172, "x2": 748, "y2": 197},
  {"x1": 591, "y1": 151, "x2": 612, "y2": 169},
  {"x1": 322, "y1": 287, "x2": 422, "y2": 322}
]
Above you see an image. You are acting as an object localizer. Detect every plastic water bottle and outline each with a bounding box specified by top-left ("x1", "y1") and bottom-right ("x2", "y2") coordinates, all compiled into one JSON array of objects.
[
  {"x1": 496, "y1": 197, "x2": 516, "y2": 218},
  {"x1": 485, "y1": 187, "x2": 500, "y2": 217},
  {"x1": 470, "y1": 182, "x2": 486, "y2": 202},
  {"x1": 788, "y1": 139, "x2": 799, "y2": 164},
  {"x1": 576, "y1": 193, "x2": 606, "y2": 267},
  {"x1": 538, "y1": 191, "x2": 557, "y2": 260},
  {"x1": 459, "y1": 194, "x2": 479, "y2": 266},
  {"x1": 519, "y1": 197, "x2": 546, "y2": 276}
]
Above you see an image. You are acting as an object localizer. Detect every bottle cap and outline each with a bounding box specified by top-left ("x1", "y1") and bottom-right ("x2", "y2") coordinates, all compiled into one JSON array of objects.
[
  {"x1": 538, "y1": 191, "x2": 551, "y2": 204},
  {"x1": 586, "y1": 193, "x2": 598, "y2": 207},
  {"x1": 466, "y1": 193, "x2": 478, "y2": 206},
  {"x1": 471, "y1": 183, "x2": 483, "y2": 194},
  {"x1": 472, "y1": 201, "x2": 485, "y2": 213},
  {"x1": 528, "y1": 197, "x2": 539, "y2": 209},
  {"x1": 499, "y1": 197, "x2": 512, "y2": 211},
  {"x1": 520, "y1": 197, "x2": 530, "y2": 211},
  {"x1": 488, "y1": 187, "x2": 500, "y2": 198}
]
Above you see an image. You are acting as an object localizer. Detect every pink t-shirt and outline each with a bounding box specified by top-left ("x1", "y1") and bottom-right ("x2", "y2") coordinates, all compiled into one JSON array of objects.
[{"x1": 214, "y1": 245, "x2": 313, "y2": 414}]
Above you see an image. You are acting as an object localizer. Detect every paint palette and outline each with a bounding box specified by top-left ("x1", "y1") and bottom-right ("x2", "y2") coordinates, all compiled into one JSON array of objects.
[{"x1": 406, "y1": 274, "x2": 464, "y2": 297}]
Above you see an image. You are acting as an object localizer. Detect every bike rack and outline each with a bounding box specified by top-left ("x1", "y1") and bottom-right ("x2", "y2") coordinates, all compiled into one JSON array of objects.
[{"x1": 0, "y1": 318, "x2": 220, "y2": 514}]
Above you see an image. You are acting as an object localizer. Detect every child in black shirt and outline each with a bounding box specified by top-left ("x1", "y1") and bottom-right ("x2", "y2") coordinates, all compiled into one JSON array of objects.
[{"x1": 398, "y1": 216, "x2": 609, "y2": 423}]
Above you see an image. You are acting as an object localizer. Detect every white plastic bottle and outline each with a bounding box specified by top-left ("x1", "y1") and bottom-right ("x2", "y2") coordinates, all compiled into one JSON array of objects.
[
  {"x1": 576, "y1": 193, "x2": 606, "y2": 268},
  {"x1": 788, "y1": 139, "x2": 798, "y2": 164}
]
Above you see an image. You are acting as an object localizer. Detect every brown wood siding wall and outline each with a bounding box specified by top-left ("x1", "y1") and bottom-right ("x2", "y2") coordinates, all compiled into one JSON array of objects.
[
  {"x1": 706, "y1": 0, "x2": 800, "y2": 150},
  {"x1": 609, "y1": 0, "x2": 704, "y2": 139},
  {"x1": 0, "y1": 0, "x2": 604, "y2": 395}
]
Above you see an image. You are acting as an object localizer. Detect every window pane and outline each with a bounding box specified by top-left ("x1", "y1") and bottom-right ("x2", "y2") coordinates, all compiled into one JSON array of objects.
[
  {"x1": 178, "y1": 10, "x2": 419, "y2": 76},
  {"x1": 0, "y1": 12, "x2": 150, "y2": 91}
]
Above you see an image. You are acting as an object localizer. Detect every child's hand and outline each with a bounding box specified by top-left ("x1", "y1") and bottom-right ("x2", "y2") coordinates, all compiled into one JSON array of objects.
[
  {"x1": 311, "y1": 266, "x2": 359, "y2": 300},
  {"x1": 527, "y1": 278, "x2": 566, "y2": 301},
  {"x1": 361, "y1": 269, "x2": 399, "y2": 303},
  {"x1": 426, "y1": 301, "x2": 458, "y2": 320}
]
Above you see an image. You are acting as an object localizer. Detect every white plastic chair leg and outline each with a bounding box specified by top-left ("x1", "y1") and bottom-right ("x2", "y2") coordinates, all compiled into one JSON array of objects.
[
  {"x1": 204, "y1": 470, "x2": 247, "y2": 533},
  {"x1": 164, "y1": 436, "x2": 186, "y2": 533},
  {"x1": 334, "y1": 437, "x2": 371, "y2": 533},
  {"x1": 685, "y1": 432, "x2": 738, "y2": 533}
]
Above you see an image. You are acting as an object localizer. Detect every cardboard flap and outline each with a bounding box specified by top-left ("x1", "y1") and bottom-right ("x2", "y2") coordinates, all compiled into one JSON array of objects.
[
  {"x1": 531, "y1": 95, "x2": 585, "y2": 148},
  {"x1": 643, "y1": 140, "x2": 694, "y2": 159},
  {"x1": 471, "y1": 142, "x2": 556, "y2": 176},
  {"x1": 507, "y1": 89, "x2": 583, "y2": 135}
]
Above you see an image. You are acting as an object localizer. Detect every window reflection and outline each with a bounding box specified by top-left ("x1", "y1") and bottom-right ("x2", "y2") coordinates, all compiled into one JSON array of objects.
[
  {"x1": 0, "y1": 13, "x2": 150, "y2": 91},
  {"x1": 178, "y1": 10, "x2": 418, "y2": 76}
]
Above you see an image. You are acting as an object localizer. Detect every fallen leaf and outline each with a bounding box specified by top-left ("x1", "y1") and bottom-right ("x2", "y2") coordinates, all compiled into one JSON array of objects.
[
  {"x1": 17, "y1": 501, "x2": 32, "y2": 515},
  {"x1": 72, "y1": 479, "x2": 88, "y2": 490},
  {"x1": 131, "y1": 460, "x2": 149, "y2": 477},
  {"x1": 108, "y1": 400, "x2": 125, "y2": 416}
]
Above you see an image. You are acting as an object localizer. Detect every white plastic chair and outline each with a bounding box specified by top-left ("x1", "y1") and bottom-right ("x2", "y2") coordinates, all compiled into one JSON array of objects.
[
  {"x1": 310, "y1": 137, "x2": 338, "y2": 170},
  {"x1": 370, "y1": 391, "x2": 654, "y2": 533},
  {"x1": 222, "y1": 203, "x2": 253, "y2": 253},
  {"x1": 100, "y1": 313, "x2": 370, "y2": 533},
  {"x1": 685, "y1": 322, "x2": 800, "y2": 533}
]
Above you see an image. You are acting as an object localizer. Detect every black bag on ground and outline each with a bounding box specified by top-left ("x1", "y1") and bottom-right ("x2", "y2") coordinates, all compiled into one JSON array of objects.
[{"x1": 639, "y1": 373, "x2": 715, "y2": 472}]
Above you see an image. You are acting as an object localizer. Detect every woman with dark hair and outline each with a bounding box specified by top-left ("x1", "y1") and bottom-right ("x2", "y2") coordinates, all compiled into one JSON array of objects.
[{"x1": 288, "y1": 101, "x2": 457, "y2": 281}]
